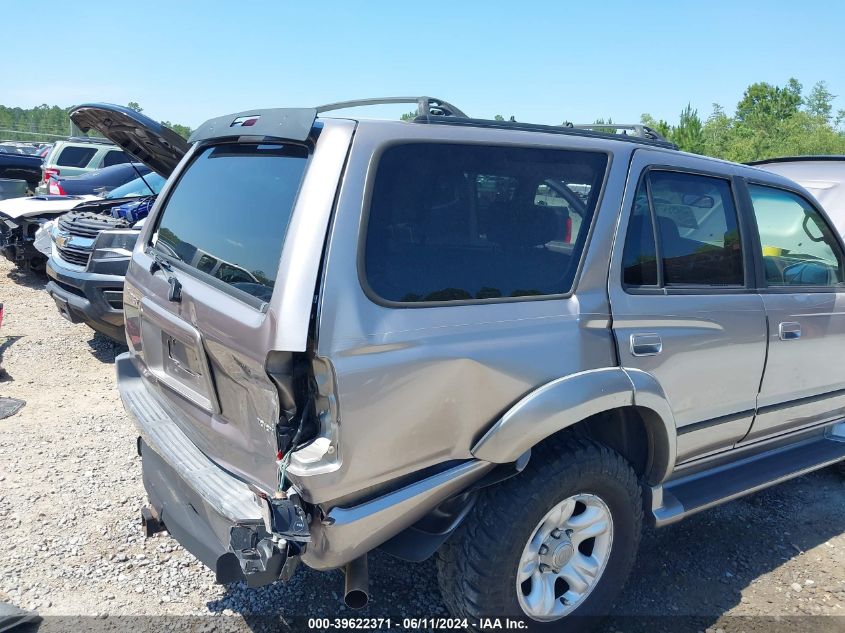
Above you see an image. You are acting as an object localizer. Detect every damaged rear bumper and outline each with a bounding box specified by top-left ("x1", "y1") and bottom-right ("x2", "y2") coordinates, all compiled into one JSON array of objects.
[
  {"x1": 117, "y1": 353, "x2": 299, "y2": 586},
  {"x1": 117, "y1": 352, "x2": 496, "y2": 583}
]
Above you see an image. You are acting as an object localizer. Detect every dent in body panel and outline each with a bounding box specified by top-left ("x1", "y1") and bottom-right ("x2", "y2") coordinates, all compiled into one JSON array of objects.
[
  {"x1": 299, "y1": 122, "x2": 634, "y2": 506},
  {"x1": 471, "y1": 367, "x2": 635, "y2": 463},
  {"x1": 297, "y1": 307, "x2": 614, "y2": 505}
]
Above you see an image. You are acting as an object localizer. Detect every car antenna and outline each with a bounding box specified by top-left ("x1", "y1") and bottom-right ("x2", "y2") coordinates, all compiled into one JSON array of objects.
[{"x1": 128, "y1": 162, "x2": 156, "y2": 196}]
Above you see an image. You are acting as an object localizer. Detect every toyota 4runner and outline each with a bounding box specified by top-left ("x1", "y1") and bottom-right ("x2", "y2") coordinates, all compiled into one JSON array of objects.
[{"x1": 86, "y1": 98, "x2": 845, "y2": 629}]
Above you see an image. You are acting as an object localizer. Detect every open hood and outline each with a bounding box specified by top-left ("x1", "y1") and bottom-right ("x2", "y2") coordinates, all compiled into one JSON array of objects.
[{"x1": 70, "y1": 103, "x2": 189, "y2": 178}]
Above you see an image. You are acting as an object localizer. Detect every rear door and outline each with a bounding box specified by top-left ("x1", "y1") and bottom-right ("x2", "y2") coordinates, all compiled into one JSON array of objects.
[
  {"x1": 609, "y1": 150, "x2": 768, "y2": 463},
  {"x1": 125, "y1": 119, "x2": 354, "y2": 491},
  {"x1": 741, "y1": 182, "x2": 845, "y2": 442}
]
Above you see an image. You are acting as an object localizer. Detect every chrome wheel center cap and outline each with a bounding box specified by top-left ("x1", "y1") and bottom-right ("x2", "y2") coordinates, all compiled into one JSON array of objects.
[
  {"x1": 552, "y1": 541, "x2": 574, "y2": 568},
  {"x1": 538, "y1": 532, "x2": 574, "y2": 572}
]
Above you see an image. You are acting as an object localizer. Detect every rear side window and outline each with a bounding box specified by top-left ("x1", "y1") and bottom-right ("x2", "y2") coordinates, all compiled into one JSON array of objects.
[
  {"x1": 749, "y1": 185, "x2": 844, "y2": 287},
  {"x1": 151, "y1": 143, "x2": 308, "y2": 303},
  {"x1": 364, "y1": 143, "x2": 608, "y2": 304},
  {"x1": 56, "y1": 145, "x2": 97, "y2": 168},
  {"x1": 623, "y1": 171, "x2": 744, "y2": 288},
  {"x1": 102, "y1": 150, "x2": 131, "y2": 167}
]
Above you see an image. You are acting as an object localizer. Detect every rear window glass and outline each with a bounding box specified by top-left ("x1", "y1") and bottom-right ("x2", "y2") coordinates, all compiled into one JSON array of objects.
[
  {"x1": 102, "y1": 150, "x2": 131, "y2": 167},
  {"x1": 364, "y1": 143, "x2": 607, "y2": 303},
  {"x1": 56, "y1": 145, "x2": 97, "y2": 167},
  {"x1": 151, "y1": 143, "x2": 308, "y2": 303}
]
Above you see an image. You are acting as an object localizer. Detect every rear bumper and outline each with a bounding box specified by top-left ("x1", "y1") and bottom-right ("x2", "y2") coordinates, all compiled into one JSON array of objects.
[
  {"x1": 46, "y1": 258, "x2": 126, "y2": 342},
  {"x1": 117, "y1": 352, "x2": 495, "y2": 578},
  {"x1": 116, "y1": 354, "x2": 269, "y2": 583}
]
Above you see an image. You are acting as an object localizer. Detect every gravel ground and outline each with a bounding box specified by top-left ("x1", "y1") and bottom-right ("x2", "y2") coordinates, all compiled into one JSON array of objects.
[{"x1": 0, "y1": 258, "x2": 843, "y2": 632}]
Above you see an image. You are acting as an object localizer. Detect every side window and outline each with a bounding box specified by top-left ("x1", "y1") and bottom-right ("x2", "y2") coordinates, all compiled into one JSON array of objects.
[
  {"x1": 102, "y1": 150, "x2": 131, "y2": 167},
  {"x1": 622, "y1": 182, "x2": 658, "y2": 286},
  {"x1": 55, "y1": 146, "x2": 97, "y2": 168},
  {"x1": 623, "y1": 170, "x2": 744, "y2": 288},
  {"x1": 749, "y1": 185, "x2": 844, "y2": 287},
  {"x1": 364, "y1": 143, "x2": 609, "y2": 304}
]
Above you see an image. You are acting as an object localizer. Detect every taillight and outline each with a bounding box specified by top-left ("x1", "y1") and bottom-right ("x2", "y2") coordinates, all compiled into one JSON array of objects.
[
  {"x1": 48, "y1": 179, "x2": 65, "y2": 195},
  {"x1": 43, "y1": 167, "x2": 60, "y2": 183}
]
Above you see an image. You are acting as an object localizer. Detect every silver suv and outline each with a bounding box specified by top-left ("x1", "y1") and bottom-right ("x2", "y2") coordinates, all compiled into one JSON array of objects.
[{"x1": 79, "y1": 99, "x2": 845, "y2": 628}]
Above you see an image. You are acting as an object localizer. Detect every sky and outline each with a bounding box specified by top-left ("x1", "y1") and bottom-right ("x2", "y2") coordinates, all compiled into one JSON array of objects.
[{"x1": 2, "y1": 0, "x2": 844, "y2": 129}]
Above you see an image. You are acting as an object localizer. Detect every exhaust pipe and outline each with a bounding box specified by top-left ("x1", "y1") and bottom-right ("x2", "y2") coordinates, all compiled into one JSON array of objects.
[
  {"x1": 141, "y1": 506, "x2": 165, "y2": 537},
  {"x1": 343, "y1": 555, "x2": 369, "y2": 609}
]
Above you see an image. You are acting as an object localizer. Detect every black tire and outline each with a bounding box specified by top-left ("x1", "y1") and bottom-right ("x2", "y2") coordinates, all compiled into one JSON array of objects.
[{"x1": 437, "y1": 437, "x2": 642, "y2": 632}]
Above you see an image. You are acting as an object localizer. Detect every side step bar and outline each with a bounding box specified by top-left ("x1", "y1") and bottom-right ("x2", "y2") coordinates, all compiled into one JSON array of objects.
[{"x1": 651, "y1": 432, "x2": 845, "y2": 526}]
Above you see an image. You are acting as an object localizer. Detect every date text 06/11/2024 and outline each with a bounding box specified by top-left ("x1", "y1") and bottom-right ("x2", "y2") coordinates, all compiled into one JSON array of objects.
[{"x1": 306, "y1": 617, "x2": 529, "y2": 629}]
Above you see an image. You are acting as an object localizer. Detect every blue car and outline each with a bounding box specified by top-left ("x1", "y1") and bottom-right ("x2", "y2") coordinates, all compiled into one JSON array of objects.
[{"x1": 47, "y1": 162, "x2": 151, "y2": 196}]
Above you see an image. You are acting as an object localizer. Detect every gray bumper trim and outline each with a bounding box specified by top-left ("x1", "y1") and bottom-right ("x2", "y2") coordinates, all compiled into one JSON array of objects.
[{"x1": 116, "y1": 353, "x2": 262, "y2": 522}]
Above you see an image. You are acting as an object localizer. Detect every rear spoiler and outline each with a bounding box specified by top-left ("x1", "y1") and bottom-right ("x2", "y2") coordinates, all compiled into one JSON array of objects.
[{"x1": 188, "y1": 96, "x2": 467, "y2": 144}]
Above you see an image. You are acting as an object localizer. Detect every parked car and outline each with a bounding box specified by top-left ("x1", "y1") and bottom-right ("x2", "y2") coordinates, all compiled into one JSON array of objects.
[
  {"x1": 751, "y1": 156, "x2": 845, "y2": 236},
  {"x1": 0, "y1": 152, "x2": 42, "y2": 198},
  {"x1": 45, "y1": 171, "x2": 168, "y2": 341},
  {"x1": 91, "y1": 98, "x2": 845, "y2": 629},
  {"x1": 0, "y1": 194, "x2": 98, "y2": 270},
  {"x1": 47, "y1": 162, "x2": 151, "y2": 196},
  {"x1": 35, "y1": 137, "x2": 132, "y2": 194}
]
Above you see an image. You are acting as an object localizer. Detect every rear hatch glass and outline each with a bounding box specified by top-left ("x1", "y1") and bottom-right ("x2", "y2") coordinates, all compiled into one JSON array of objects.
[
  {"x1": 151, "y1": 143, "x2": 308, "y2": 305},
  {"x1": 135, "y1": 141, "x2": 311, "y2": 488}
]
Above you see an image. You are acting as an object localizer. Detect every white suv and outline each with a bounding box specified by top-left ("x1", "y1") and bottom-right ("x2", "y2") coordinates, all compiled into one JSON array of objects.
[{"x1": 35, "y1": 138, "x2": 131, "y2": 194}]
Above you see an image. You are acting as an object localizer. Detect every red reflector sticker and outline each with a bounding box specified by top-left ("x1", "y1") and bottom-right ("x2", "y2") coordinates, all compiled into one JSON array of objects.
[{"x1": 231, "y1": 115, "x2": 260, "y2": 128}]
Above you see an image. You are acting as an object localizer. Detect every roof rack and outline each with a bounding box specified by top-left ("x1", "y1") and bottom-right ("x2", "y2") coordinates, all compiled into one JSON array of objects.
[
  {"x1": 568, "y1": 123, "x2": 672, "y2": 145},
  {"x1": 316, "y1": 96, "x2": 468, "y2": 118},
  {"x1": 414, "y1": 117, "x2": 678, "y2": 150},
  {"x1": 64, "y1": 136, "x2": 115, "y2": 145}
]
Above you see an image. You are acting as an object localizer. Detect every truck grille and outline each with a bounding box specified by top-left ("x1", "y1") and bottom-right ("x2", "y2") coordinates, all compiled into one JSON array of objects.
[
  {"x1": 55, "y1": 244, "x2": 91, "y2": 267},
  {"x1": 54, "y1": 211, "x2": 131, "y2": 268},
  {"x1": 58, "y1": 212, "x2": 129, "y2": 239}
]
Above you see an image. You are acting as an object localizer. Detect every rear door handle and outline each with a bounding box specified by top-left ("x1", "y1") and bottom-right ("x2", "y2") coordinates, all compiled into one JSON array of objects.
[
  {"x1": 630, "y1": 333, "x2": 663, "y2": 356},
  {"x1": 779, "y1": 322, "x2": 801, "y2": 340}
]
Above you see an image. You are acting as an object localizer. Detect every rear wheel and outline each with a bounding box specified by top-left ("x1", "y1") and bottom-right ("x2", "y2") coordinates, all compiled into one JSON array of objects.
[{"x1": 437, "y1": 438, "x2": 642, "y2": 631}]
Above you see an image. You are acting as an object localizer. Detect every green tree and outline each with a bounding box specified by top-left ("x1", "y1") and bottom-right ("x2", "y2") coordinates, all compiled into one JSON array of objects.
[
  {"x1": 640, "y1": 113, "x2": 671, "y2": 138},
  {"x1": 735, "y1": 79, "x2": 802, "y2": 124},
  {"x1": 127, "y1": 101, "x2": 143, "y2": 113},
  {"x1": 805, "y1": 81, "x2": 835, "y2": 122},
  {"x1": 161, "y1": 120, "x2": 192, "y2": 140},
  {"x1": 400, "y1": 111, "x2": 417, "y2": 121},
  {"x1": 494, "y1": 114, "x2": 505, "y2": 121},
  {"x1": 669, "y1": 104, "x2": 704, "y2": 154}
]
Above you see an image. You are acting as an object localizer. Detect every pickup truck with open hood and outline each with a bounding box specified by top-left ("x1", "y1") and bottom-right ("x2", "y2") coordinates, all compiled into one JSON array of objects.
[{"x1": 45, "y1": 105, "x2": 187, "y2": 342}]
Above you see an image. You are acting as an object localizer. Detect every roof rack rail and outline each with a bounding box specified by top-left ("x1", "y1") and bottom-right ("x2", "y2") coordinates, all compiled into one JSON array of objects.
[
  {"x1": 316, "y1": 96, "x2": 467, "y2": 118},
  {"x1": 413, "y1": 117, "x2": 678, "y2": 150},
  {"x1": 568, "y1": 123, "x2": 672, "y2": 145},
  {"x1": 65, "y1": 136, "x2": 116, "y2": 145}
]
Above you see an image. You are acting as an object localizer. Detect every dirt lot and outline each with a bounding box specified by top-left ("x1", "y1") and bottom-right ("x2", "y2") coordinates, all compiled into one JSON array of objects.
[{"x1": 0, "y1": 258, "x2": 843, "y2": 632}]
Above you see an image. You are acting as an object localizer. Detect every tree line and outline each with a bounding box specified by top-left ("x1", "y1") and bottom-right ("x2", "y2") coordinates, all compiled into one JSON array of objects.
[
  {"x1": 402, "y1": 79, "x2": 844, "y2": 163},
  {"x1": 0, "y1": 102, "x2": 192, "y2": 142},
  {"x1": 639, "y1": 79, "x2": 844, "y2": 161}
]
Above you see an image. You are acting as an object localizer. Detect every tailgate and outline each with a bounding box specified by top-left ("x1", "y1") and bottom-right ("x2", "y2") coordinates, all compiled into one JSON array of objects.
[{"x1": 123, "y1": 117, "x2": 354, "y2": 492}]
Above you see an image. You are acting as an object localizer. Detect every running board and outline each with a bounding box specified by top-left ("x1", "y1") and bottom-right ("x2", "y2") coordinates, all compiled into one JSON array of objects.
[{"x1": 651, "y1": 434, "x2": 845, "y2": 526}]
